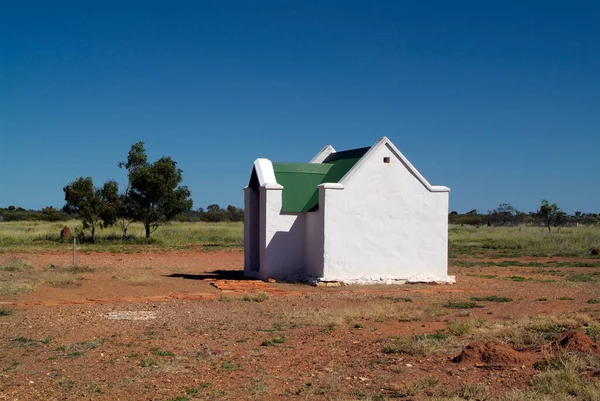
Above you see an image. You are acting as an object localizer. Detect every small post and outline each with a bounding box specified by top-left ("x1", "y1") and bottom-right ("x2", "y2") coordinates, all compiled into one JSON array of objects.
[{"x1": 73, "y1": 238, "x2": 76, "y2": 267}]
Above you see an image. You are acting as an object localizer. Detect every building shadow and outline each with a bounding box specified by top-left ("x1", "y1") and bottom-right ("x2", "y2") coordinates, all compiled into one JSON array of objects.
[{"x1": 165, "y1": 270, "x2": 246, "y2": 281}]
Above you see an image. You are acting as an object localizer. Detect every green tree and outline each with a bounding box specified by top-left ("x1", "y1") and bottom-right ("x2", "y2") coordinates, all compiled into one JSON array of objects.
[
  {"x1": 226, "y1": 205, "x2": 244, "y2": 222},
  {"x1": 118, "y1": 141, "x2": 149, "y2": 238},
  {"x1": 488, "y1": 203, "x2": 520, "y2": 226},
  {"x1": 537, "y1": 199, "x2": 565, "y2": 233},
  {"x1": 128, "y1": 155, "x2": 193, "y2": 238},
  {"x1": 200, "y1": 204, "x2": 227, "y2": 222},
  {"x1": 63, "y1": 177, "x2": 120, "y2": 242}
]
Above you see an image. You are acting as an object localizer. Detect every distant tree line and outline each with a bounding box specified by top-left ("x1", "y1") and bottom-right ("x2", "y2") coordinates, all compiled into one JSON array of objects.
[
  {"x1": 0, "y1": 203, "x2": 244, "y2": 224},
  {"x1": 450, "y1": 200, "x2": 599, "y2": 232},
  {"x1": 0, "y1": 206, "x2": 70, "y2": 222},
  {"x1": 177, "y1": 205, "x2": 244, "y2": 223}
]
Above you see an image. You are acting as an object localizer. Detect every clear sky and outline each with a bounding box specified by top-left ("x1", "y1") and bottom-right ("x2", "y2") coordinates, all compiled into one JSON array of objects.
[{"x1": 1, "y1": 1, "x2": 599, "y2": 214}]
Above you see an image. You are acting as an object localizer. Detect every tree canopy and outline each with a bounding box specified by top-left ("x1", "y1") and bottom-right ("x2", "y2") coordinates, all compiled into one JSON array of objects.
[
  {"x1": 63, "y1": 177, "x2": 119, "y2": 241},
  {"x1": 126, "y1": 147, "x2": 193, "y2": 238},
  {"x1": 537, "y1": 199, "x2": 565, "y2": 233}
]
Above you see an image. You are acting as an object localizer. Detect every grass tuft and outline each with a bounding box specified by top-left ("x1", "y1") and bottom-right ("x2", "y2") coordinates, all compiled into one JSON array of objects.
[
  {"x1": 261, "y1": 337, "x2": 286, "y2": 346},
  {"x1": 443, "y1": 302, "x2": 484, "y2": 309},
  {"x1": 242, "y1": 292, "x2": 269, "y2": 302},
  {"x1": 0, "y1": 258, "x2": 32, "y2": 271},
  {"x1": 470, "y1": 295, "x2": 513, "y2": 303}
]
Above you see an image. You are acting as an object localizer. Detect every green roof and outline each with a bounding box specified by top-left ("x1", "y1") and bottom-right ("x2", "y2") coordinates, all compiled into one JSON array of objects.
[{"x1": 272, "y1": 146, "x2": 370, "y2": 213}]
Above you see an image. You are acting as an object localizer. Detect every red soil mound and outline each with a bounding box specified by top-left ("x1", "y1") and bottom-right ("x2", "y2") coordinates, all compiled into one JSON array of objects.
[
  {"x1": 452, "y1": 342, "x2": 523, "y2": 366},
  {"x1": 555, "y1": 331, "x2": 599, "y2": 354}
]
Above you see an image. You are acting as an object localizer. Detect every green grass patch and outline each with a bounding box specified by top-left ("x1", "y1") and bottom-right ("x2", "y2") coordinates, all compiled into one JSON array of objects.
[
  {"x1": 221, "y1": 360, "x2": 241, "y2": 372},
  {"x1": 0, "y1": 308, "x2": 13, "y2": 316},
  {"x1": 470, "y1": 295, "x2": 513, "y2": 303},
  {"x1": 508, "y1": 276, "x2": 534, "y2": 282},
  {"x1": 587, "y1": 298, "x2": 600, "y2": 304},
  {"x1": 260, "y1": 337, "x2": 286, "y2": 346},
  {"x1": 465, "y1": 273, "x2": 498, "y2": 279},
  {"x1": 5, "y1": 361, "x2": 20, "y2": 371},
  {"x1": 443, "y1": 302, "x2": 484, "y2": 309},
  {"x1": 379, "y1": 296, "x2": 412, "y2": 303},
  {"x1": 384, "y1": 331, "x2": 450, "y2": 356},
  {"x1": 566, "y1": 272, "x2": 600, "y2": 282},
  {"x1": 13, "y1": 336, "x2": 36, "y2": 344},
  {"x1": 140, "y1": 357, "x2": 157, "y2": 367},
  {"x1": 151, "y1": 347, "x2": 174, "y2": 357}
]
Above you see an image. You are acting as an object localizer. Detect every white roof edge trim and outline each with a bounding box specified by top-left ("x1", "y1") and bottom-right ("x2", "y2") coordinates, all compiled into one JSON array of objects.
[
  {"x1": 310, "y1": 145, "x2": 336, "y2": 163},
  {"x1": 318, "y1": 183, "x2": 344, "y2": 190},
  {"x1": 253, "y1": 158, "x2": 277, "y2": 186},
  {"x1": 339, "y1": 136, "x2": 450, "y2": 193}
]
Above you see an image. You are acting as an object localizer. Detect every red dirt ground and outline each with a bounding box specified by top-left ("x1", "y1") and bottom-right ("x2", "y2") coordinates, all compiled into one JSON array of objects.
[{"x1": 0, "y1": 250, "x2": 599, "y2": 400}]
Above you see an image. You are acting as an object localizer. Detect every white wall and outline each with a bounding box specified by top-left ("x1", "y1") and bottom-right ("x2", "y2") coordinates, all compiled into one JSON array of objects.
[
  {"x1": 260, "y1": 186, "x2": 306, "y2": 281},
  {"x1": 304, "y1": 209, "x2": 324, "y2": 277},
  {"x1": 243, "y1": 187, "x2": 260, "y2": 277},
  {"x1": 321, "y1": 143, "x2": 450, "y2": 282}
]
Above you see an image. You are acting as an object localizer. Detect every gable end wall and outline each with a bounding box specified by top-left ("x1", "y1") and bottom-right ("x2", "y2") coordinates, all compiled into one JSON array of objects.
[{"x1": 321, "y1": 143, "x2": 449, "y2": 281}]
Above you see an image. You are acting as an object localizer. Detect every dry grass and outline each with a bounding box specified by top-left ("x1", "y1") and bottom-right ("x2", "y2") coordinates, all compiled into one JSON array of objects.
[
  {"x1": 42, "y1": 272, "x2": 83, "y2": 287},
  {"x1": 499, "y1": 354, "x2": 600, "y2": 401},
  {"x1": 0, "y1": 280, "x2": 37, "y2": 295},
  {"x1": 3, "y1": 221, "x2": 600, "y2": 258},
  {"x1": 449, "y1": 225, "x2": 600, "y2": 258},
  {"x1": 114, "y1": 274, "x2": 157, "y2": 286},
  {"x1": 384, "y1": 332, "x2": 454, "y2": 357},
  {"x1": 0, "y1": 220, "x2": 244, "y2": 252},
  {"x1": 0, "y1": 258, "x2": 32, "y2": 272},
  {"x1": 466, "y1": 313, "x2": 592, "y2": 348},
  {"x1": 282, "y1": 299, "x2": 414, "y2": 328},
  {"x1": 0, "y1": 263, "x2": 86, "y2": 293}
]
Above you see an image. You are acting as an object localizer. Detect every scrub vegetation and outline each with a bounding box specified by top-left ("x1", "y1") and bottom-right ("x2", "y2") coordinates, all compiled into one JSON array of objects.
[{"x1": 1, "y1": 222, "x2": 600, "y2": 257}]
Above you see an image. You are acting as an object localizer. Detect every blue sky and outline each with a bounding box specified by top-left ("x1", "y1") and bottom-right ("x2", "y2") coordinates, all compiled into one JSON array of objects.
[{"x1": 1, "y1": 1, "x2": 599, "y2": 214}]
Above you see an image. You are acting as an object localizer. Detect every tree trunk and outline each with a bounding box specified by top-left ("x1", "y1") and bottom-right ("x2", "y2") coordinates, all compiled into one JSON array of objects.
[
  {"x1": 91, "y1": 223, "x2": 96, "y2": 242},
  {"x1": 145, "y1": 222, "x2": 151, "y2": 238}
]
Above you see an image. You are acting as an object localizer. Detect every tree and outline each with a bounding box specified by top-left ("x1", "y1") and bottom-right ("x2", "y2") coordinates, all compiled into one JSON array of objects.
[
  {"x1": 207, "y1": 204, "x2": 221, "y2": 212},
  {"x1": 128, "y1": 155, "x2": 193, "y2": 238},
  {"x1": 63, "y1": 177, "x2": 120, "y2": 241},
  {"x1": 537, "y1": 199, "x2": 565, "y2": 233},
  {"x1": 226, "y1": 205, "x2": 244, "y2": 222},
  {"x1": 200, "y1": 204, "x2": 227, "y2": 222},
  {"x1": 488, "y1": 203, "x2": 520, "y2": 226},
  {"x1": 118, "y1": 141, "x2": 149, "y2": 238}
]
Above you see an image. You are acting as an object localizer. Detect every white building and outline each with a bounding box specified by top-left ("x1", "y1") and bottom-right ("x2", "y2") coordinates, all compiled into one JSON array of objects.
[{"x1": 244, "y1": 137, "x2": 454, "y2": 284}]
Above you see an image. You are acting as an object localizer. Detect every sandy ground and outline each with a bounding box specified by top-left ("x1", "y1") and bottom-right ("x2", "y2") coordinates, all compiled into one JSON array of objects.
[{"x1": 0, "y1": 250, "x2": 599, "y2": 400}]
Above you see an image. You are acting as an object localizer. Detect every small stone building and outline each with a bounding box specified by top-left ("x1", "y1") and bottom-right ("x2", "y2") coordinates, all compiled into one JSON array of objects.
[{"x1": 243, "y1": 137, "x2": 453, "y2": 284}]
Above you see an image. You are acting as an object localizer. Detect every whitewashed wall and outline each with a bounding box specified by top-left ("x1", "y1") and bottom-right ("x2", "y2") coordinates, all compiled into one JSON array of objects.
[
  {"x1": 319, "y1": 142, "x2": 451, "y2": 283},
  {"x1": 260, "y1": 185, "x2": 306, "y2": 281},
  {"x1": 304, "y1": 208, "x2": 324, "y2": 277}
]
